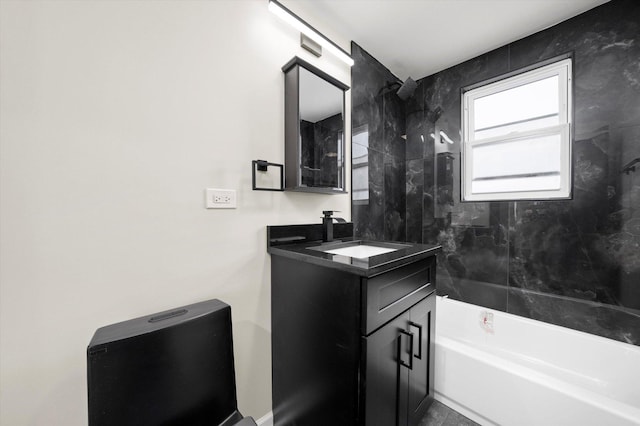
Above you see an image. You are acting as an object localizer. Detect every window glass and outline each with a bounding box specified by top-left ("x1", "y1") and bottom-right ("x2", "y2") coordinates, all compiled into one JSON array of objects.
[
  {"x1": 473, "y1": 75, "x2": 559, "y2": 134},
  {"x1": 472, "y1": 133, "x2": 562, "y2": 179}
]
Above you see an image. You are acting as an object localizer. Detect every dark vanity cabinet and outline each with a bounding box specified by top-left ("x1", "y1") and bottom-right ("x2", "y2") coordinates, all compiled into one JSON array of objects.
[
  {"x1": 365, "y1": 294, "x2": 435, "y2": 426},
  {"x1": 270, "y1": 250, "x2": 437, "y2": 426}
]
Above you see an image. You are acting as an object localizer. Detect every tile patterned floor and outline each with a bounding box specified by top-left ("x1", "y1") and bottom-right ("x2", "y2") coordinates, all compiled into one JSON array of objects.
[{"x1": 419, "y1": 400, "x2": 480, "y2": 426}]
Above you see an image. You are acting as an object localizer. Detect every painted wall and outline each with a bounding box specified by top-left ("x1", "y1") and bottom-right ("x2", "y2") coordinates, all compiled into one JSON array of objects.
[
  {"x1": 0, "y1": 1, "x2": 351, "y2": 424},
  {"x1": 352, "y1": 0, "x2": 640, "y2": 346}
]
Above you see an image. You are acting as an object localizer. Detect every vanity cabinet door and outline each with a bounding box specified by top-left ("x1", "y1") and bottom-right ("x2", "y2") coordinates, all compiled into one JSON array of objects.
[
  {"x1": 406, "y1": 293, "x2": 436, "y2": 425},
  {"x1": 363, "y1": 291, "x2": 436, "y2": 426},
  {"x1": 363, "y1": 312, "x2": 409, "y2": 426}
]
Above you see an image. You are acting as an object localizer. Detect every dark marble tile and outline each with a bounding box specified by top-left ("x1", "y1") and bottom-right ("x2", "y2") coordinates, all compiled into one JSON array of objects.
[
  {"x1": 352, "y1": 203, "x2": 369, "y2": 239},
  {"x1": 423, "y1": 74, "x2": 461, "y2": 147},
  {"x1": 509, "y1": 200, "x2": 613, "y2": 303},
  {"x1": 352, "y1": 203, "x2": 383, "y2": 241},
  {"x1": 352, "y1": 41, "x2": 406, "y2": 243},
  {"x1": 351, "y1": 42, "x2": 396, "y2": 109},
  {"x1": 383, "y1": 136, "x2": 405, "y2": 164},
  {"x1": 422, "y1": 128, "x2": 436, "y2": 238},
  {"x1": 432, "y1": 151, "x2": 452, "y2": 222},
  {"x1": 443, "y1": 209, "x2": 509, "y2": 279},
  {"x1": 508, "y1": 288, "x2": 640, "y2": 345},
  {"x1": 352, "y1": 98, "x2": 383, "y2": 155},
  {"x1": 508, "y1": 126, "x2": 623, "y2": 304},
  {"x1": 369, "y1": 148, "x2": 385, "y2": 239},
  {"x1": 384, "y1": 155, "x2": 406, "y2": 242},
  {"x1": 406, "y1": 109, "x2": 425, "y2": 160},
  {"x1": 422, "y1": 222, "x2": 441, "y2": 248},
  {"x1": 352, "y1": 146, "x2": 384, "y2": 241},
  {"x1": 455, "y1": 45, "x2": 510, "y2": 89},
  {"x1": 437, "y1": 275, "x2": 509, "y2": 313},
  {"x1": 351, "y1": 43, "x2": 393, "y2": 156},
  {"x1": 508, "y1": 0, "x2": 640, "y2": 136},
  {"x1": 595, "y1": 125, "x2": 640, "y2": 311},
  {"x1": 431, "y1": 202, "x2": 510, "y2": 311},
  {"x1": 383, "y1": 91, "x2": 406, "y2": 160},
  {"x1": 573, "y1": 29, "x2": 640, "y2": 135},
  {"x1": 406, "y1": 159, "x2": 424, "y2": 243},
  {"x1": 405, "y1": 77, "x2": 424, "y2": 118},
  {"x1": 434, "y1": 257, "x2": 458, "y2": 298}
]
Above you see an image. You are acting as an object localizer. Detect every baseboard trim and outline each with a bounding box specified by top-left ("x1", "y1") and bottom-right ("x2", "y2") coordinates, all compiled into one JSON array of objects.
[{"x1": 255, "y1": 411, "x2": 273, "y2": 426}]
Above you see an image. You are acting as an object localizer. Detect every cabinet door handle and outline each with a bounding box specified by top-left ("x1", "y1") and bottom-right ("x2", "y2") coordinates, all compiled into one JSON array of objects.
[
  {"x1": 398, "y1": 329, "x2": 413, "y2": 370},
  {"x1": 408, "y1": 321, "x2": 422, "y2": 359}
]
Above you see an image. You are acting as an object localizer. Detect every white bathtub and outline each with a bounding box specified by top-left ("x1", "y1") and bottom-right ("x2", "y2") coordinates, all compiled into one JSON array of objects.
[{"x1": 434, "y1": 296, "x2": 640, "y2": 426}]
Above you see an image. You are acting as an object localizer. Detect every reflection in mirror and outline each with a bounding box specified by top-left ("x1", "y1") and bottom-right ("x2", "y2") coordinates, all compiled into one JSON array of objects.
[
  {"x1": 282, "y1": 57, "x2": 349, "y2": 193},
  {"x1": 299, "y1": 67, "x2": 344, "y2": 189},
  {"x1": 352, "y1": 125, "x2": 369, "y2": 204}
]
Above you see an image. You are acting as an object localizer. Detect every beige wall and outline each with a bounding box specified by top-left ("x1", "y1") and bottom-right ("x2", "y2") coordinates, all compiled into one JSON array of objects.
[{"x1": 0, "y1": 1, "x2": 351, "y2": 424}]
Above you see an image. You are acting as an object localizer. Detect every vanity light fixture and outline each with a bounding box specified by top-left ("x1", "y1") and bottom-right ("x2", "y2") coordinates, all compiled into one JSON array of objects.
[{"x1": 268, "y1": 0, "x2": 354, "y2": 66}]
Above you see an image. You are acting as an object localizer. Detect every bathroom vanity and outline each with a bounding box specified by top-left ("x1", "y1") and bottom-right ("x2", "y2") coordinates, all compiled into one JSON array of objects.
[{"x1": 267, "y1": 224, "x2": 440, "y2": 426}]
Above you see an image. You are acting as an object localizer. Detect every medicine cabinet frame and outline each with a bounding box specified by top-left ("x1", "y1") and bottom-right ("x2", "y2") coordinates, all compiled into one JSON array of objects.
[{"x1": 282, "y1": 56, "x2": 349, "y2": 194}]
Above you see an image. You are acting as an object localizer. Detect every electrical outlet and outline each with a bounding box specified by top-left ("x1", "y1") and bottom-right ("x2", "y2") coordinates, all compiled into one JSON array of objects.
[{"x1": 205, "y1": 188, "x2": 236, "y2": 209}]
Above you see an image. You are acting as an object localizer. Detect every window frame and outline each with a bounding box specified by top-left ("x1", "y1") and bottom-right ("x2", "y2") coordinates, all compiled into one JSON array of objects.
[{"x1": 461, "y1": 56, "x2": 573, "y2": 202}]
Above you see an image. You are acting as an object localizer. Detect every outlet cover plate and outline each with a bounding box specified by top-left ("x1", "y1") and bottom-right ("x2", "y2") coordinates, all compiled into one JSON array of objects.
[{"x1": 206, "y1": 188, "x2": 236, "y2": 209}]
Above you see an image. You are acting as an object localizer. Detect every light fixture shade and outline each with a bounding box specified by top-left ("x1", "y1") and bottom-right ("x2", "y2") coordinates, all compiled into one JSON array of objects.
[{"x1": 268, "y1": 0, "x2": 354, "y2": 66}]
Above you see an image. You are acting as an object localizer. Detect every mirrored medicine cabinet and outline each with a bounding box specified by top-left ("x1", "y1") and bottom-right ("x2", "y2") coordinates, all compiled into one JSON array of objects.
[{"x1": 282, "y1": 57, "x2": 349, "y2": 194}]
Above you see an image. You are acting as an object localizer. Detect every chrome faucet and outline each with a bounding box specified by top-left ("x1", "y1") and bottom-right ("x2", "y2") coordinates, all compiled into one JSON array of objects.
[{"x1": 322, "y1": 210, "x2": 345, "y2": 242}]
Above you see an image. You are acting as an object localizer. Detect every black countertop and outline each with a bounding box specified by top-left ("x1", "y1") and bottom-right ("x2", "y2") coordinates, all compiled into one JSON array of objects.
[{"x1": 267, "y1": 224, "x2": 441, "y2": 277}]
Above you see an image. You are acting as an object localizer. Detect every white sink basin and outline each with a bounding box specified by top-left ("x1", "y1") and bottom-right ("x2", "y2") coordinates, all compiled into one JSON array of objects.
[{"x1": 320, "y1": 245, "x2": 399, "y2": 259}]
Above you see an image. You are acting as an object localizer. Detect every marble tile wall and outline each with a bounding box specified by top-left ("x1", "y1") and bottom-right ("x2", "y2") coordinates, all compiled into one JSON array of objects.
[
  {"x1": 352, "y1": 0, "x2": 640, "y2": 346},
  {"x1": 351, "y1": 43, "x2": 406, "y2": 242}
]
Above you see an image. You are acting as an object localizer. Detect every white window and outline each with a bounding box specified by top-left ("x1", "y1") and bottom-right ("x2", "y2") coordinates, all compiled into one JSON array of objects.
[{"x1": 462, "y1": 58, "x2": 572, "y2": 201}]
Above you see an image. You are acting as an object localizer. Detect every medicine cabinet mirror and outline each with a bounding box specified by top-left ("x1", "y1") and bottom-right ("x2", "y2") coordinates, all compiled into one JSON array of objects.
[{"x1": 282, "y1": 57, "x2": 349, "y2": 193}]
